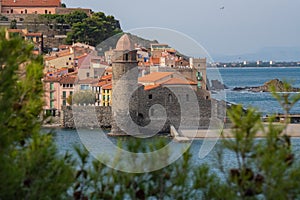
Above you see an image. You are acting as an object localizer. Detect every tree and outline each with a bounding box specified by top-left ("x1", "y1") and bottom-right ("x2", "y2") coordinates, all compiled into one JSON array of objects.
[
  {"x1": 0, "y1": 29, "x2": 74, "y2": 199},
  {"x1": 10, "y1": 19, "x2": 17, "y2": 29},
  {"x1": 67, "y1": 94, "x2": 73, "y2": 105},
  {"x1": 64, "y1": 10, "x2": 88, "y2": 26},
  {"x1": 72, "y1": 90, "x2": 96, "y2": 105},
  {"x1": 66, "y1": 12, "x2": 122, "y2": 46},
  {"x1": 193, "y1": 90, "x2": 300, "y2": 199}
]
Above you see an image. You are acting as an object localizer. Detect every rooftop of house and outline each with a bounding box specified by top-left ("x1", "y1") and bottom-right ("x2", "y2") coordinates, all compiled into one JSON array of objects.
[
  {"x1": 59, "y1": 76, "x2": 77, "y2": 84},
  {"x1": 77, "y1": 78, "x2": 98, "y2": 84},
  {"x1": 44, "y1": 49, "x2": 73, "y2": 61},
  {"x1": 25, "y1": 33, "x2": 43, "y2": 37},
  {"x1": 138, "y1": 72, "x2": 174, "y2": 83},
  {"x1": 161, "y1": 77, "x2": 197, "y2": 85},
  {"x1": 143, "y1": 77, "x2": 196, "y2": 91},
  {"x1": 102, "y1": 83, "x2": 112, "y2": 90},
  {"x1": 1, "y1": 0, "x2": 61, "y2": 7},
  {"x1": 100, "y1": 74, "x2": 112, "y2": 81}
]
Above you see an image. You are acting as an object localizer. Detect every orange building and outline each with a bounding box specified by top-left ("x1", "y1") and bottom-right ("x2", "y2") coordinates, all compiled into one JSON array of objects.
[{"x1": 0, "y1": 0, "x2": 61, "y2": 14}]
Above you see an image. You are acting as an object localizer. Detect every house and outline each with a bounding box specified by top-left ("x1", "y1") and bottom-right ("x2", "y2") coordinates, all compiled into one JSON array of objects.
[
  {"x1": 0, "y1": 0, "x2": 61, "y2": 14},
  {"x1": 44, "y1": 48, "x2": 74, "y2": 71},
  {"x1": 43, "y1": 74, "x2": 76, "y2": 115},
  {"x1": 0, "y1": 0, "x2": 91, "y2": 15},
  {"x1": 6, "y1": 29, "x2": 43, "y2": 54},
  {"x1": 77, "y1": 53, "x2": 107, "y2": 80},
  {"x1": 139, "y1": 72, "x2": 197, "y2": 91},
  {"x1": 92, "y1": 74, "x2": 112, "y2": 106}
]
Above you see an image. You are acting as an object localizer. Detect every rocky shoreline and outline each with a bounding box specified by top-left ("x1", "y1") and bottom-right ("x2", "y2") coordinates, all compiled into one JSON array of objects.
[{"x1": 233, "y1": 79, "x2": 300, "y2": 92}]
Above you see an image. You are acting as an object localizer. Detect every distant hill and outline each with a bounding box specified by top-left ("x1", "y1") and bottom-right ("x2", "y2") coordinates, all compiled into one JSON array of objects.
[{"x1": 213, "y1": 46, "x2": 300, "y2": 62}]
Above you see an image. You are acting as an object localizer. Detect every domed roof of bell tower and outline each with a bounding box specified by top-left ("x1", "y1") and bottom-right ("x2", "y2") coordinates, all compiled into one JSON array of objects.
[{"x1": 115, "y1": 34, "x2": 134, "y2": 51}]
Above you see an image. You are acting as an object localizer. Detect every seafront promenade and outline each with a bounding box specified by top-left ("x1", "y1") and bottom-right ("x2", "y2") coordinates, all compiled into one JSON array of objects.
[{"x1": 181, "y1": 123, "x2": 300, "y2": 138}]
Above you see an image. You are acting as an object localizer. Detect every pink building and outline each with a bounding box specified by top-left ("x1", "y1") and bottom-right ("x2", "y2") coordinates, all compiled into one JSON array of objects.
[
  {"x1": 0, "y1": 0, "x2": 61, "y2": 14},
  {"x1": 43, "y1": 74, "x2": 76, "y2": 116}
]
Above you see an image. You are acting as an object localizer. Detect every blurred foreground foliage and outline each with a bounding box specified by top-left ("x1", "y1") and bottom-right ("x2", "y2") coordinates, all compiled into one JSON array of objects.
[{"x1": 1, "y1": 29, "x2": 300, "y2": 199}]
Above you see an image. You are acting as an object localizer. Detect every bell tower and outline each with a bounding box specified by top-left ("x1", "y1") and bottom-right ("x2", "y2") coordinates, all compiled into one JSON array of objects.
[{"x1": 109, "y1": 34, "x2": 138, "y2": 135}]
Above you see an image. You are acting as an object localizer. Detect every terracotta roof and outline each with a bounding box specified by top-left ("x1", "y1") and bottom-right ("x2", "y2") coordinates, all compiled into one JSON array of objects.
[
  {"x1": 74, "y1": 53, "x2": 88, "y2": 60},
  {"x1": 138, "y1": 72, "x2": 174, "y2": 83},
  {"x1": 44, "y1": 50, "x2": 73, "y2": 61},
  {"x1": 102, "y1": 83, "x2": 112, "y2": 90},
  {"x1": 25, "y1": 33, "x2": 42, "y2": 37},
  {"x1": 100, "y1": 74, "x2": 112, "y2": 81},
  {"x1": 59, "y1": 44, "x2": 71, "y2": 49},
  {"x1": 60, "y1": 76, "x2": 76, "y2": 84},
  {"x1": 43, "y1": 76, "x2": 60, "y2": 82},
  {"x1": 144, "y1": 84, "x2": 160, "y2": 91},
  {"x1": 161, "y1": 78, "x2": 197, "y2": 85},
  {"x1": 2, "y1": 0, "x2": 61, "y2": 7},
  {"x1": 78, "y1": 78, "x2": 98, "y2": 84},
  {"x1": 7, "y1": 29, "x2": 23, "y2": 33},
  {"x1": 93, "y1": 81, "x2": 107, "y2": 87}
]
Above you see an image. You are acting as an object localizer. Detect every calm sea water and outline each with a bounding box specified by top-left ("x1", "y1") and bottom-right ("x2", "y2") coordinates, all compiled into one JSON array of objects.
[
  {"x1": 52, "y1": 67, "x2": 300, "y2": 171},
  {"x1": 208, "y1": 67, "x2": 300, "y2": 114},
  {"x1": 50, "y1": 128, "x2": 300, "y2": 173}
]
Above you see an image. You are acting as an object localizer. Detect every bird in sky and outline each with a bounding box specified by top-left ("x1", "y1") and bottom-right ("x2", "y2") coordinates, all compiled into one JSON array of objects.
[{"x1": 220, "y1": 6, "x2": 225, "y2": 9}]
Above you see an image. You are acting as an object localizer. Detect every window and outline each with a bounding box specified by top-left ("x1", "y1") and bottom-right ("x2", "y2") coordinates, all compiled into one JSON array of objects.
[
  {"x1": 168, "y1": 94, "x2": 172, "y2": 103},
  {"x1": 35, "y1": 11, "x2": 37, "y2": 14},
  {"x1": 70, "y1": 91, "x2": 73, "y2": 96},
  {"x1": 45, "y1": 10, "x2": 48, "y2": 14},
  {"x1": 80, "y1": 84, "x2": 89, "y2": 90},
  {"x1": 50, "y1": 82, "x2": 54, "y2": 90},
  {"x1": 11, "y1": 9, "x2": 13, "y2": 13},
  {"x1": 50, "y1": 101, "x2": 54, "y2": 109},
  {"x1": 86, "y1": 72, "x2": 90, "y2": 77},
  {"x1": 63, "y1": 100, "x2": 66, "y2": 106},
  {"x1": 62, "y1": 91, "x2": 66, "y2": 98},
  {"x1": 70, "y1": 84, "x2": 73, "y2": 88},
  {"x1": 21, "y1": 11, "x2": 23, "y2": 14},
  {"x1": 148, "y1": 94, "x2": 152, "y2": 99},
  {"x1": 69, "y1": 57, "x2": 72, "y2": 60},
  {"x1": 66, "y1": 62, "x2": 69, "y2": 65},
  {"x1": 50, "y1": 92, "x2": 54, "y2": 99},
  {"x1": 25, "y1": 9, "x2": 27, "y2": 14}
]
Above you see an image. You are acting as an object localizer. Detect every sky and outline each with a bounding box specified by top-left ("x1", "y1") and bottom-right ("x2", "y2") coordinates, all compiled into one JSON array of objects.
[{"x1": 63, "y1": 0, "x2": 300, "y2": 58}]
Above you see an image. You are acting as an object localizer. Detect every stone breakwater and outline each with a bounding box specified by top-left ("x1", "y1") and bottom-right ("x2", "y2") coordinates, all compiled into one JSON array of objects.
[{"x1": 61, "y1": 99, "x2": 227, "y2": 133}]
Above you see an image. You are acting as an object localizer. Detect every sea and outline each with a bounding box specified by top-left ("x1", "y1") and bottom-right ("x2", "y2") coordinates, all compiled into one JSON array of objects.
[
  {"x1": 208, "y1": 66, "x2": 300, "y2": 115},
  {"x1": 50, "y1": 67, "x2": 300, "y2": 172}
]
